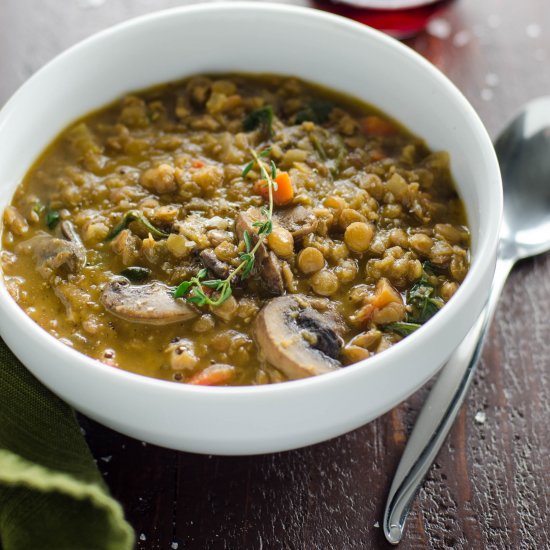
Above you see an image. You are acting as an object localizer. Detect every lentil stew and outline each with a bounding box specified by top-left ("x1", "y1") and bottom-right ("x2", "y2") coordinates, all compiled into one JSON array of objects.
[{"x1": 1, "y1": 74, "x2": 470, "y2": 385}]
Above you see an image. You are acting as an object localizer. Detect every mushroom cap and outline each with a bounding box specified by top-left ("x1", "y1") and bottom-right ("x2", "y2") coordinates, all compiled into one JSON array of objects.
[
  {"x1": 199, "y1": 249, "x2": 231, "y2": 279},
  {"x1": 101, "y1": 279, "x2": 197, "y2": 325},
  {"x1": 274, "y1": 205, "x2": 318, "y2": 242},
  {"x1": 254, "y1": 295, "x2": 345, "y2": 380},
  {"x1": 16, "y1": 229, "x2": 86, "y2": 279}
]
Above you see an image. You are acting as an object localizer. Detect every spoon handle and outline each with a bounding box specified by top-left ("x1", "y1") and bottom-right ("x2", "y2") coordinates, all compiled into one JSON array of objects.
[{"x1": 383, "y1": 256, "x2": 514, "y2": 545}]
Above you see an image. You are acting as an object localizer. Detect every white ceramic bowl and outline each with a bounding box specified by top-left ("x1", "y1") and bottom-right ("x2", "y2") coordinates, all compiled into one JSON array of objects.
[{"x1": 0, "y1": 2, "x2": 501, "y2": 455}]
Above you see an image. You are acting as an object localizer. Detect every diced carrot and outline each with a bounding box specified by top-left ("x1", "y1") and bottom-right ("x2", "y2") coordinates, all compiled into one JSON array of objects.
[
  {"x1": 192, "y1": 160, "x2": 205, "y2": 168},
  {"x1": 253, "y1": 172, "x2": 294, "y2": 206},
  {"x1": 273, "y1": 172, "x2": 294, "y2": 205},
  {"x1": 187, "y1": 364, "x2": 236, "y2": 386},
  {"x1": 371, "y1": 278, "x2": 402, "y2": 309},
  {"x1": 361, "y1": 116, "x2": 396, "y2": 137}
]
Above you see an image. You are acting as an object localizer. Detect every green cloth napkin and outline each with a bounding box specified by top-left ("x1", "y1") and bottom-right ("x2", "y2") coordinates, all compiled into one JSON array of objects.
[{"x1": 0, "y1": 339, "x2": 135, "y2": 550}]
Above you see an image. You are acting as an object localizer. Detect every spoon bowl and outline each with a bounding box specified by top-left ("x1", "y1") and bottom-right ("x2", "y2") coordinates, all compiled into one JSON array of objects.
[{"x1": 495, "y1": 96, "x2": 550, "y2": 259}]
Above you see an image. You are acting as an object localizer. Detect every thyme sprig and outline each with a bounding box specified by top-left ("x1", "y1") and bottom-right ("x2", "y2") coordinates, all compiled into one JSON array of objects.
[{"x1": 173, "y1": 148, "x2": 276, "y2": 307}]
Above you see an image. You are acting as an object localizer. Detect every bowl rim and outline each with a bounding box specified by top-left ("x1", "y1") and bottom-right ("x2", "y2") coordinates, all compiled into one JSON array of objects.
[{"x1": 0, "y1": 1, "x2": 502, "y2": 399}]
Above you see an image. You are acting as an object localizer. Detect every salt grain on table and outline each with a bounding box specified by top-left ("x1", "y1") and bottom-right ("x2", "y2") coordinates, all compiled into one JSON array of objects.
[
  {"x1": 139, "y1": 533, "x2": 146, "y2": 541},
  {"x1": 171, "y1": 543, "x2": 179, "y2": 549},
  {"x1": 475, "y1": 411, "x2": 487, "y2": 424}
]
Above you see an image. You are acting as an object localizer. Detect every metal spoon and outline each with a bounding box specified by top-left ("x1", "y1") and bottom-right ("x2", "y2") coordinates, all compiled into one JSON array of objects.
[{"x1": 383, "y1": 96, "x2": 550, "y2": 544}]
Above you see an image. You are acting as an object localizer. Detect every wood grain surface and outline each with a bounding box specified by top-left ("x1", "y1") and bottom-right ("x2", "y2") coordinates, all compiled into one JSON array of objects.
[{"x1": 2, "y1": 1, "x2": 549, "y2": 548}]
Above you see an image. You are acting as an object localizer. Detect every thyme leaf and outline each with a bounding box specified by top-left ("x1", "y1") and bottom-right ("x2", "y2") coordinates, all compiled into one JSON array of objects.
[
  {"x1": 243, "y1": 230, "x2": 252, "y2": 253},
  {"x1": 187, "y1": 286, "x2": 209, "y2": 305},
  {"x1": 242, "y1": 160, "x2": 254, "y2": 178},
  {"x1": 173, "y1": 281, "x2": 193, "y2": 299},
  {"x1": 201, "y1": 279, "x2": 224, "y2": 289},
  {"x1": 270, "y1": 160, "x2": 277, "y2": 179},
  {"x1": 239, "y1": 252, "x2": 255, "y2": 279}
]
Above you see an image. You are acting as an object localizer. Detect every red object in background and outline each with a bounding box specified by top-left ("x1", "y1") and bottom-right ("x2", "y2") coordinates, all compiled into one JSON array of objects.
[{"x1": 313, "y1": 0, "x2": 456, "y2": 38}]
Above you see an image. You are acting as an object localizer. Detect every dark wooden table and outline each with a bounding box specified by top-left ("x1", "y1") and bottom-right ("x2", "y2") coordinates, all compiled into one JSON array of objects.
[{"x1": 2, "y1": 1, "x2": 549, "y2": 548}]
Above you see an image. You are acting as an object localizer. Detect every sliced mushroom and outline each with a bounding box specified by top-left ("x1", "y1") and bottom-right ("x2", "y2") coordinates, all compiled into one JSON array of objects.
[
  {"x1": 260, "y1": 252, "x2": 285, "y2": 295},
  {"x1": 235, "y1": 207, "x2": 284, "y2": 295},
  {"x1": 254, "y1": 295, "x2": 346, "y2": 380},
  {"x1": 16, "y1": 221, "x2": 86, "y2": 280},
  {"x1": 101, "y1": 279, "x2": 197, "y2": 325},
  {"x1": 59, "y1": 220, "x2": 83, "y2": 244},
  {"x1": 274, "y1": 205, "x2": 318, "y2": 242},
  {"x1": 199, "y1": 249, "x2": 231, "y2": 279}
]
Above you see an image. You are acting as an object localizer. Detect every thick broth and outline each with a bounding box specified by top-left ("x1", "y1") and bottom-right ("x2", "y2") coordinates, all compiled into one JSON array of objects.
[{"x1": 1, "y1": 74, "x2": 469, "y2": 385}]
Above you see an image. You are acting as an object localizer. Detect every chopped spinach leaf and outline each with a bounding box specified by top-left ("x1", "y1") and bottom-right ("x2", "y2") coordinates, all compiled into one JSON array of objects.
[
  {"x1": 405, "y1": 262, "x2": 444, "y2": 323},
  {"x1": 295, "y1": 100, "x2": 334, "y2": 124},
  {"x1": 385, "y1": 322, "x2": 422, "y2": 336},
  {"x1": 120, "y1": 266, "x2": 151, "y2": 283},
  {"x1": 243, "y1": 106, "x2": 274, "y2": 137},
  {"x1": 46, "y1": 208, "x2": 60, "y2": 229}
]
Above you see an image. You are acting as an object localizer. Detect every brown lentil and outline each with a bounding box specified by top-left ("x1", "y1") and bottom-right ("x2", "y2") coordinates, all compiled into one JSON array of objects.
[
  {"x1": 344, "y1": 222, "x2": 375, "y2": 253},
  {"x1": 297, "y1": 247, "x2": 325, "y2": 274},
  {"x1": 310, "y1": 269, "x2": 339, "y2": 296}
]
